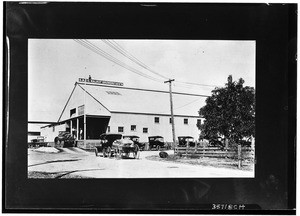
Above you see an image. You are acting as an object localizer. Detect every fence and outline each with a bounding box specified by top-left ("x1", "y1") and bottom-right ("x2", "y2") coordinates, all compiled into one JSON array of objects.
[
  {"x1": 175, "y1": 146, "x2": 253, "y2": 158},
  {"x1": 174, "y1": 145, "x2": 254, "y2": 169}
]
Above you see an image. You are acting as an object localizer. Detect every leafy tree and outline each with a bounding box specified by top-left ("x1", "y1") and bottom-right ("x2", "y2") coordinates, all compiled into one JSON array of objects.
[{"x1": 198, "y1": 75, "x2": 255, "y2": 146}]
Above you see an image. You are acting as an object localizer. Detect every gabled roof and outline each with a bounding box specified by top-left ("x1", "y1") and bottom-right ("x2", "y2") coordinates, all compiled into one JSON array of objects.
[{"x1": 78, "y1": 83, "x2": 208, "y2": 117}]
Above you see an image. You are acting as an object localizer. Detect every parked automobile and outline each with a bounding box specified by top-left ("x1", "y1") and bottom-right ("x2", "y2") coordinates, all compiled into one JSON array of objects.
[
  {"x1": 95, "y1": 133, "x2": 122, "y2": 157},
  {"x1": 148, "y1": 136, "x2": 165, "y2": 150},
  {"x1": 208, "y1": 137, "x2": 225, "y2": 149},
  {"x1": 54, "y1": 132, "x2": 75, "y2": 147},
  {"x1": 239, "y1": 139, "x2": 252, "y2": 147},
  {"x1": 29, "y1": 136, "x2": 48, "y2": 148},
  {"x1": 178, "y1": 136, "x2": 196, "y2": 147},
  {"x1": 112, "y1": 137, "x2": 140, "y2": 159},
  {"x1": 123, "y1": 135, "x2": 145, "y2": 151}
]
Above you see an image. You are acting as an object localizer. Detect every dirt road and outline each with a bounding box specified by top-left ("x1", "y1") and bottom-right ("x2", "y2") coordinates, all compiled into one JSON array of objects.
[{"x1": 28, "y1": 148, "x2": 254, "y2": 178}]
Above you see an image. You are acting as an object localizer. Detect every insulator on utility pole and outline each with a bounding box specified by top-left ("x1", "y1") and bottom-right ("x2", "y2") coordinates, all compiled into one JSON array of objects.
[{"x1": 164, "y1": 79, "x2": 176, "y2": 150}]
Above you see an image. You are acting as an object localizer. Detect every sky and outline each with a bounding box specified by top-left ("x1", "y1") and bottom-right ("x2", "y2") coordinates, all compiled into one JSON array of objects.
[{"x1": 28, "y1": 39, "x2": 255, "y2": 122}]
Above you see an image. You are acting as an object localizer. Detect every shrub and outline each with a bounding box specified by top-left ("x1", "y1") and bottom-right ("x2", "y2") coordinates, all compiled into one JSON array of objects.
[
  {"x1": 176, "y1": 152, "x2": 183, "y2": 158},
  {"x1": 190, "y1": 153, "x2": 200, "y2": 159}
]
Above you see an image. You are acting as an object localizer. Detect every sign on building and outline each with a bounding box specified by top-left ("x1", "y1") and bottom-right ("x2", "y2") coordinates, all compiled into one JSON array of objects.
[{"x1": 79, "y1": 78, "x2": 124, "y2": 86}]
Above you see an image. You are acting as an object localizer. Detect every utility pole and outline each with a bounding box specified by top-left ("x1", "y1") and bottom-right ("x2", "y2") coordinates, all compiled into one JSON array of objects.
[
  {"x1": 164, "y1": 79, "x2": 176, "y2": 150},
  {"x1": 84, "y1": 76, "x2": 86, "y2": 146}
]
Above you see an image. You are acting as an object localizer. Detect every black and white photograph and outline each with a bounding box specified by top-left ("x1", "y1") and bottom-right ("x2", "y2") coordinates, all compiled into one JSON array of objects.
[
  {"x1": 28, "y1": 39, "x2": 256, "y2": 179},
  {"x1": 4, "y1": 2, "x2": 296, "y2": 213}
]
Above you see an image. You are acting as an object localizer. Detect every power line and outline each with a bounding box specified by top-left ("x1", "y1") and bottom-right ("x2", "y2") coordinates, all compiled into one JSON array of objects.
[
  {"x1": 158, "y1": 96, "x2": 202, "y2": 114},
  {"x1": 74, "y1": 39, "x2": 164, "y2": 83},
  {"x1": 175, "y1": 80, "x2": 220, "y2": 88},
  {"x1": 173, "y1": 97, "x2": 202, "y2": 110},
  {"x1": 76, "y1": 39, "x2": 221, "y2": 90},
  {"x1": 104, "y1": 40, "x2": 169, "y2": 80},
  {"x1": 109, "y1": 40, "x2": 220, "y2": 89},
  {"x1": 110, "y1": 40, "x2": 154, "y2": 71},
  {"x1": 173, "y1": 82, "x2": 215, "y2": 90},
  {"x1": 77, "y1": 39, "x2": 161, "y2": 82}
]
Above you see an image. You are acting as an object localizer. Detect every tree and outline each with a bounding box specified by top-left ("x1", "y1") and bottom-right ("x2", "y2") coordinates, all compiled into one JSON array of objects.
[{"x1": 198, "y1": 75, "x2": 255, "y2": 146}]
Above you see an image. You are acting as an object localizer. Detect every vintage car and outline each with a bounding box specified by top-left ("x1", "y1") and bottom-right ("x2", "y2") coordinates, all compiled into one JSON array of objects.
[
  {"x1": 29, "y1": 136, "x2": 48, "y2": 148},
  {"x1": 54, "y1": 132, "x2": 75, "y2": 147},
  {"x1": 148, "y1": 136, "x2": 165, "y2": 150},
  {"x1": 178, "y1": 136, "x2": 196, "y2": 147},
  {"x1": 95, "y1": 133, "x2": 122, "y2": 157},
  {"x1": 111, "y1": 137, "x2": 140, "y2": 159},
  {"x1": 209, "y1": 137, "x2": 224, "y2": 148},
  {"x1": 123, "y1": 135, "x2": 145, "y2": 151},
  {"x1": 239, "y1": 139, "x2": 252, "y2": 147}
]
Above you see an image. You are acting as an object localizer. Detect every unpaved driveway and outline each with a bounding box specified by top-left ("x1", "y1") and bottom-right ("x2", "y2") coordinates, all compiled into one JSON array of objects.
[{"x1": 28, "y1": 148, "x2": 254, "y2": 178}]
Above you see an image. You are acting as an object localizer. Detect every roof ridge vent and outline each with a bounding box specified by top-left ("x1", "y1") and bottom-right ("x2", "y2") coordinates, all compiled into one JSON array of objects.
[{"x1": 106, "y1": 91, "x2": 122, "y2": 96}]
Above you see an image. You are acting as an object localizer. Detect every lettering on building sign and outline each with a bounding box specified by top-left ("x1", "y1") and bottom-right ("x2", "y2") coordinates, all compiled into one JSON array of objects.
[
  {"x1": 79, "y1": 78, "x2": 124, "y2": 86},
  {"x1": 78, "y1": 105, "x2": 85, "y2": 116}
]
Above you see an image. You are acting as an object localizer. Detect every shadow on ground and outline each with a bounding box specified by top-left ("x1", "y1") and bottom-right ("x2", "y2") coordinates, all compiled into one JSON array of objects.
[
  {"x1": 28, "y1": 159, "x2": 82, "y2": 167},
  {"x1": 28, "y1": 168, "x2": 105, "y2": 179}
]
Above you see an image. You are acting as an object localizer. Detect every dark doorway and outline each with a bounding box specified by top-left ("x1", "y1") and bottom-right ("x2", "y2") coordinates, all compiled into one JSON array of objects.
[{"x1": 86, "y1": 116, "x2": 110, "y2": 139}]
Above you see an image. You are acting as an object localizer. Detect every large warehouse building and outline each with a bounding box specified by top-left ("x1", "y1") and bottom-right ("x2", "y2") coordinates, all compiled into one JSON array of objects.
[{"x1": 41, "y1": 78, "x2": 207, "y2": 148}]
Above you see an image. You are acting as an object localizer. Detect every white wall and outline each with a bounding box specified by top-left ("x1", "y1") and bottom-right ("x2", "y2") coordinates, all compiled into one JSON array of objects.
[
  {"x1": 28, "y1": 123, "x2": 48, "y2": 142},
  {"x1": 41, "y1": 124, "x2": 66, "y2": 142},
  {"x1": 59, "y1": 85, "x2": 111, "y2": 122},
  {"x1": 108, "y1": 113, "x2": 203, "y2": 142}
]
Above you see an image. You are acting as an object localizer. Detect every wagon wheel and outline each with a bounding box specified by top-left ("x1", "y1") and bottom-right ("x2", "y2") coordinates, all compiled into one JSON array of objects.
[
  {"x1": 54, "y1": 137, "x2": 59, "y2": 145},
  {"x1": 156, "y1": 145, "x2": 160, "y2": 151},
  {"x1": 102, "y1": 148, "x2": 107, "y2": 158},
  {"x1": 114, "y1": 149, "x2": 119, "y2": 159},
  {"x1": 107, "y1": 147, "x2": 112, "y2": 158},
  {"x1": 133, "y1": 145, "x2": 140, "y2": 159},
  {"x1": 118, "y1": 148, "x2": 123, "y2": 159},
  {"x1": 95, "y1": 148, "x2": 98, "y2": 157}
]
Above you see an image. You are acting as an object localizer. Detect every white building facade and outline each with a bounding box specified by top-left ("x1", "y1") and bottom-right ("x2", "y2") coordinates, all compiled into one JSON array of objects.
[{"x1": 41, "y1": 80, "x2": 207, "y2": 147}]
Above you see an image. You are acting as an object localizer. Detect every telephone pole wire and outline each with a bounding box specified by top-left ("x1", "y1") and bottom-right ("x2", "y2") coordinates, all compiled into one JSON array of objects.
[{"x1": 164, "y1": 79, "x2": 176, "y2": 150}]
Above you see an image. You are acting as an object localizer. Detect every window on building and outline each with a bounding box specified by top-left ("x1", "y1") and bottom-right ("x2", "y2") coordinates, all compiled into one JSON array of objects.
[
  {"x1": 154, "y1": 117, "x2": 160, "y2": 123},
  {"x1": 184, "y1": 118, "x2": 189, "y2": 124},
  {"x1": 143, "y1": 128, "x2": 148, "y2": 133},
  {"x1": 197, "y1": 119, "x2": 201, "y2": 126},
  {"x1": 118, "y1": 126, "x2": 124, "y2": 133},
  {"x1": 131, "y1": 125, "x2": 137, "y2": 131},
  {"x1": 78, "y1": 105, "x2": 84, "y2": 115},
  {"x1": 107, "y1": 126, "x2": 110, "y2": 133},
  {"x1": 70, "y1": 108, "x2": 76, "y2": 117}
]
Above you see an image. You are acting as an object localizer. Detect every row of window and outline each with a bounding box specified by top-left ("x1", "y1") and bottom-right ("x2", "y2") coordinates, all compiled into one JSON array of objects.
[
  {"x1": 70, "y1": 105, "x2": 85, "y2": 117},
  {"x1": 155, "y1": 117, "x2": 198, "y2": 125},
  {"x1": 107, "y1": 119, "x2": 202, "y2": 134},
  {"x1": 107, "y1": 126, "x2": 148, "y2": 133}
]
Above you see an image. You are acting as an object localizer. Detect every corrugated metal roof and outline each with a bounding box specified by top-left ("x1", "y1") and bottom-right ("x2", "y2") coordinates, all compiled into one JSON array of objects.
[{"x1": 78, "y1": 83, "x2": 207, "y2": 117}]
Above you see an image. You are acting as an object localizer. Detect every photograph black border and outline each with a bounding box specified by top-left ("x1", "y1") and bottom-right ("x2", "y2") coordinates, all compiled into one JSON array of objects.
[{"x1": 3, "y1": 2, "x2": 297, "y2": 214}]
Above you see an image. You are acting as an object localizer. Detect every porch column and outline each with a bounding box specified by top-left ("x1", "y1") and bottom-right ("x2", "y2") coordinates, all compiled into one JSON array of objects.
[
  {"x1": 70, "y1": 120, "x2": 73, "y2": 136},
  {"x1": 84, "y1": 116, "x2": 86, "y2": 143},
  {"x1": 76, "y1": 118, "x2": 79, "y2": 140}
]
